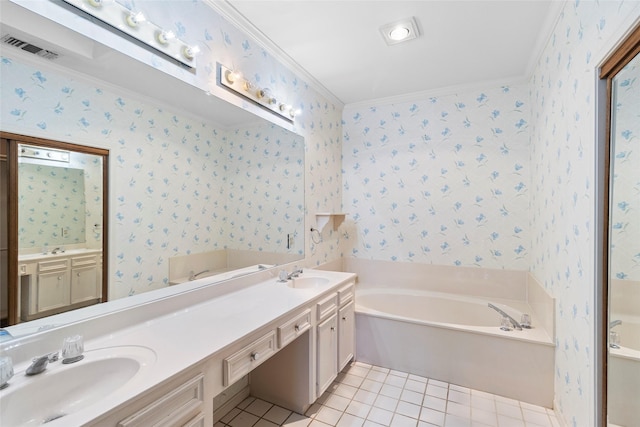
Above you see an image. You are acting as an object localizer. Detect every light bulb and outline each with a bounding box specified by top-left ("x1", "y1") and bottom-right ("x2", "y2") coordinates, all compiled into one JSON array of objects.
[
  {"x1": 225, "y1": 70, "x2": 240, "y2": 84},
  {"x1": 125, "y1": 11, "x2": 145, "y2": 28},
  {"x1": 182, "y1": 45, "x2": 199, "y2": 60},
  {"x1": 156, "y1": 30, "x2": 175, "y2": 45},
  {"x1": 86, "y1": 0, "x2": 103, "y2": 8},
  {"x1": 389, "y1": 26, "x2": 410, "y2": 41}
]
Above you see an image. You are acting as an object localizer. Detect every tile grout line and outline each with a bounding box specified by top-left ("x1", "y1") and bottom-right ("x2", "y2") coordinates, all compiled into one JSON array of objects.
[{"x1": 218, "y1": 362, "x2": 558, "y2": 427}]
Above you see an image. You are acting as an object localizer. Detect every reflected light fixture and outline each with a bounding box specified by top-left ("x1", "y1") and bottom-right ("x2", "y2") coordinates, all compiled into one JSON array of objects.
[
  {"x1": 60, "y1": 0, "x2": 198, "y2": 68},
  {"x1": 379, "y1": 17, "x2": 420, "y2": 45},
  {"x1": 218, "y1": 63, "x2": 298, "y2": 122}
]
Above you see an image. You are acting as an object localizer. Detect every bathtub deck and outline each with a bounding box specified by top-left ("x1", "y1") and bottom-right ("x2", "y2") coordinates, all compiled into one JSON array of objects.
[{"x1": 216, "y1": 361, "x2": 561, "y2": 427}]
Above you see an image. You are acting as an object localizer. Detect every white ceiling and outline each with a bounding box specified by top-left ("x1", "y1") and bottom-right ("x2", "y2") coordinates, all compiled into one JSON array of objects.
[{"x1": 224, "y1": 1, "x2": 560, "y2": 105}]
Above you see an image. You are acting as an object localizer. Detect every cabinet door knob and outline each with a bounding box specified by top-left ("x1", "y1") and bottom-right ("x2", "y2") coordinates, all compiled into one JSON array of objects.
[
  {"x1": 250, "y1": 352, "x2": 260, "y2": 361},
  {"x1": 342, "y1": 316, "x2": 347, "y2": 321},
  {"x1": 331, "y1": 326, "x2": 335, "y2": 331},
  {"x1": 294, "y1": 325, "x2": 300, "y2": 332}
]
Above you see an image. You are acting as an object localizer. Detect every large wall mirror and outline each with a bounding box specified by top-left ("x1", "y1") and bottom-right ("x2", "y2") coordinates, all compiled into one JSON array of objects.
[
  {"x1": 600, "y1": 23, "x2": 640, "y2": 427},
  {"x1": 0, "y1": 112, "x2": 305, "y2": 331},
  {"x1": 0, "y1": 0, "x2": 305, "y2": 336}
]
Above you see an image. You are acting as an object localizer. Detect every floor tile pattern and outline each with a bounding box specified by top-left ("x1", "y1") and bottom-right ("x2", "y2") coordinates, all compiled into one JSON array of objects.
[{"x1": 215, "y1": 362, "x2": 561, "y2": 427}]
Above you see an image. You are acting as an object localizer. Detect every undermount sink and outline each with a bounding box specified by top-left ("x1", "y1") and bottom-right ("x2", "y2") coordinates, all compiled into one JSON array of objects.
[
  {"x1": 0, "y1": 345, "x2": 156, "y2": 426},
  {"x1": 288, "y1": 276, "x2": 331, "y2": 289}
]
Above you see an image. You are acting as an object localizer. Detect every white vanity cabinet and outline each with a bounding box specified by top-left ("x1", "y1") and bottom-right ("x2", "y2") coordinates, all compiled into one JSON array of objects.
[
  {"x1": 36, "y1": 259, "x2": 71, "y2": 313},
  {"x1": 338, "y1": 283, "x2": 355, "y2": 372},
  {"x1": 70, "y1": 254, "x2": 100, "y2": 304},
  {"x1": 19, "y1": 251, "x2": 102, "y2": 320},
  {"x1": 315, "y1": 292, "x2": 339, "y2": 396},
  {"x1": 117, "y1": 374, "x2": 205, "y2": 427}
]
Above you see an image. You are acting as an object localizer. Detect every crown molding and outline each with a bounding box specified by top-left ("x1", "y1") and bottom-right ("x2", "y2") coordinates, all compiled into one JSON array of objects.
[
  {"x1": 524, "y1": 0, "x2": 566, "y2": 79},
  {"x1": 205, "y1": 0, "x2": 344, "y2": 108},
  {"x1": 343, "y1": 75, "x2": 529, "y2": 111}
]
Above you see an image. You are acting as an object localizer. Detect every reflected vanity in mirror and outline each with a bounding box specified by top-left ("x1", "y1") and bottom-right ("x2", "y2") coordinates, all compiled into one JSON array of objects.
[
  {"x1": 600, "y1": 24, "x2": 640, "y2": 427},
  {"x1": 17, "y1": 145, "x2": 105, "y2": 321}
]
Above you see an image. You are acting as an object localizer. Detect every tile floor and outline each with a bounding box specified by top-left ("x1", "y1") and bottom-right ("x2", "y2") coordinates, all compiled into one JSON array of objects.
[{"x1": 215, "y1": 362, "x2": 561, "y2": 427}]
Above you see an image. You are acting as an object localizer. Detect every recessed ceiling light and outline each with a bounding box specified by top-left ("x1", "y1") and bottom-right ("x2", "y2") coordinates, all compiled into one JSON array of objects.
[{"x1": 379, "y1": 17, "x2": 420, "y2": 45}]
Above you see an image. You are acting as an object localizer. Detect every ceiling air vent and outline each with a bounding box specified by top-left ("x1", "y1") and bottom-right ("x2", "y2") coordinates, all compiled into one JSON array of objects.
[{"x1": 1, "y1": 34, "x2": 60, "y2": 60}]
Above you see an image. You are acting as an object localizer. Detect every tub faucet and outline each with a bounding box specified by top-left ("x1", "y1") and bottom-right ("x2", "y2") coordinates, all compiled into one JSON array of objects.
[
  {"x1": 609, "y1": 319, "x2": 622, "y2": 329},
  {"x1": 189, "y1": 269, "x2": 210, "y2": 281},
  {"x1": 488, "y1": 303, "x2": 522, "y2": 331}
]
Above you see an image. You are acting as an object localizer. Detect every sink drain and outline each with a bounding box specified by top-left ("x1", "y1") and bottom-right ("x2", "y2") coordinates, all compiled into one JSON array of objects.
[{"x1": 43, "y1": 413, "x2": 66, "y2": 424}]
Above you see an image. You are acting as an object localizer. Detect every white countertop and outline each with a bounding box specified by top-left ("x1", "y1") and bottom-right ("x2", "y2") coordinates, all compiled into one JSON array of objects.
[
  {"x1": 0, "y1": 269, "x2": 355, "y2": 426},
  {"x1": 18, "y1": 248, "x2": 102, "y2": 262}
]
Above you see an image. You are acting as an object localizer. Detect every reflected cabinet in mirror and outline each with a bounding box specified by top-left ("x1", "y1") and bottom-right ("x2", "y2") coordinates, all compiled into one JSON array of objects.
[{"x1": 601, "y1": 24, "x2": 640, "y2": 427}]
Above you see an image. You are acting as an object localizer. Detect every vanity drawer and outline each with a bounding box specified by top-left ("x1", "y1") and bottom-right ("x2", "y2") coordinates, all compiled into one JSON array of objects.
[
  {"x1": 38, "y1": 258, "x2": 68, "y2": 272},
  {"x1": 278, "y1": 309, "x2": 311, "y2": 348},
  {"x1": 118, "y1": 374, "x2": 204, "y2": 427},
  {"x1": 223, "y1": 331, "x2": 276, "y2": 386},
  {"x1": 338, "y1": 283, "x2": 354, "y2": 306},
  {"x1": 71, "y1": 255, "x2": 97, "y2": 267},
  {"x1": 317, "y1": 293, "x2": 337, "y2": 321}
]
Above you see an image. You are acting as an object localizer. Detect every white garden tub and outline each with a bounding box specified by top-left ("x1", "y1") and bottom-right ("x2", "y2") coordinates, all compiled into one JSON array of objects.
[
  {"x1": 355, "y1": 288, "x2": 555, "y2": 407},
  {"x1": 608, "y1": 318, "x2": 640, "y2": 427}
]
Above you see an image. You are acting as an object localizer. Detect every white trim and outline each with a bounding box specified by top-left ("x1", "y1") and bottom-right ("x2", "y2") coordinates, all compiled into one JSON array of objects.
[
  {"x1": 523, "y1": 1, "x2": 566, "y2": 79},
  {"x1": 595, "y1": 14, "x2": 640, "y2": 69},
  {"x1": 590, "y1": 7, "x2": 640, "y2": 427},
  {"x1": 206, "y1": 0, "x2": 344, "y2": 108},
  {"x1": 343, "y1": 76, "x2": 528, "y2": 110},
  {"x1": 0, "y1": 47, "x2": 231, "y2": 130}
]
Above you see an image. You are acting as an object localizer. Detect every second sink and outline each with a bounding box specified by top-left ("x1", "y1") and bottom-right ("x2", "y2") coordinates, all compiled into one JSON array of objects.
[{"x1": 288, "y1": 276, "x2": 331, "y2": 289}]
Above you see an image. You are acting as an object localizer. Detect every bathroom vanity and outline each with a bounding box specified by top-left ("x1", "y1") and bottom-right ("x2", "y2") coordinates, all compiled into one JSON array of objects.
[
  {"x1": 0, "y1": 268, "x2": 356, "y2": 427},
  {"x1": 18, "y1": 249, "x2": 102, "y2": 321}
]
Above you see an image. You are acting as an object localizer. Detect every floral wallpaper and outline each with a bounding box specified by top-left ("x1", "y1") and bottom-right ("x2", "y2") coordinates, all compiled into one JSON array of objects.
[
  {"x1": 17, "y1": 151, "x2": 103, "y2": 250},
  {"x1": 1, "y1": 0, "x2": 343, "y2": 299},
  {"x1": 223, "y1": 121, "x2": 305, "y2": 254},
  {"x1": 342, "y1": 85, "x2": 530, "y2": 269},
  {"x1": 3, "y1": 0, "x2": 639, "y2": 425},
  {"x1": 18, "y1": 163, "x2": 87, "y2": 248},
  {"x1": 610, "y1": 55, "x2": 640, "y2": 282},
  {"x1": 529, "y1": 1, "x2": 640, "y2": 426}
]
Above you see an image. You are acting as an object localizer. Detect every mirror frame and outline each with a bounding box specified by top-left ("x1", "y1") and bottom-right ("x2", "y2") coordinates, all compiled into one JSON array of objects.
[
  {"x1": 1, "y1": 131, "x2": 109, "y2": 325},
  {"x1": 598, "y1": 22, "x2": 640, "y2": 427}
]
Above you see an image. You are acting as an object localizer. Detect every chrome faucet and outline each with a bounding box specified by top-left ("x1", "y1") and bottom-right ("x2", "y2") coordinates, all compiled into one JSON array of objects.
[
  {"x1": 51, "y1": 247, "x2": 65, "y2": 255},
  {"x1": 610, "y1": 319, "x2": 622, "y2": 329},
  {"x1": 189, "y1": 269, "x2": 210, "y2": 281},
  {"x1": 288, "y1": 268, "x2": 303, "y2": 279},
  {"x1": 25, "y1": 352, "x2": 59, "y2": 376},
  {"x1": 277, "y1": 267, "x2": 304, "y2": 283},
  {"x1": 488, "y1": 303, "x2": 523, "y2": 331}
]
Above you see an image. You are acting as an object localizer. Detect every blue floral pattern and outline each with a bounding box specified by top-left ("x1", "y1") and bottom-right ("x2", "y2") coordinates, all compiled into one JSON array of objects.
[
  {"x1": 610, "y1": 57, "x2": 639, "y2": 282},
  {"x1": 529, "y1": 2, "x2": 640, "y2": 426},
  {"x1": 342, "y1": 86, "x2": 530, "y2": 269},
  {"x1": 1, "y1": 1, "x2": 343, "y2": 298}
]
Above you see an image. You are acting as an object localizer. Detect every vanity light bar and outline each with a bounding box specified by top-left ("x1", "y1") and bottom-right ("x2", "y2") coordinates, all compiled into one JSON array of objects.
[
  {"x1": 60, "y1": 0, "x2": 198, "y2": 69},
  {"x1": 218, "y1": 63, "x2": 297, "y2": 122},
  {"x1": 18, "y1": 145, "x2": 70, "y2": 163}
]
